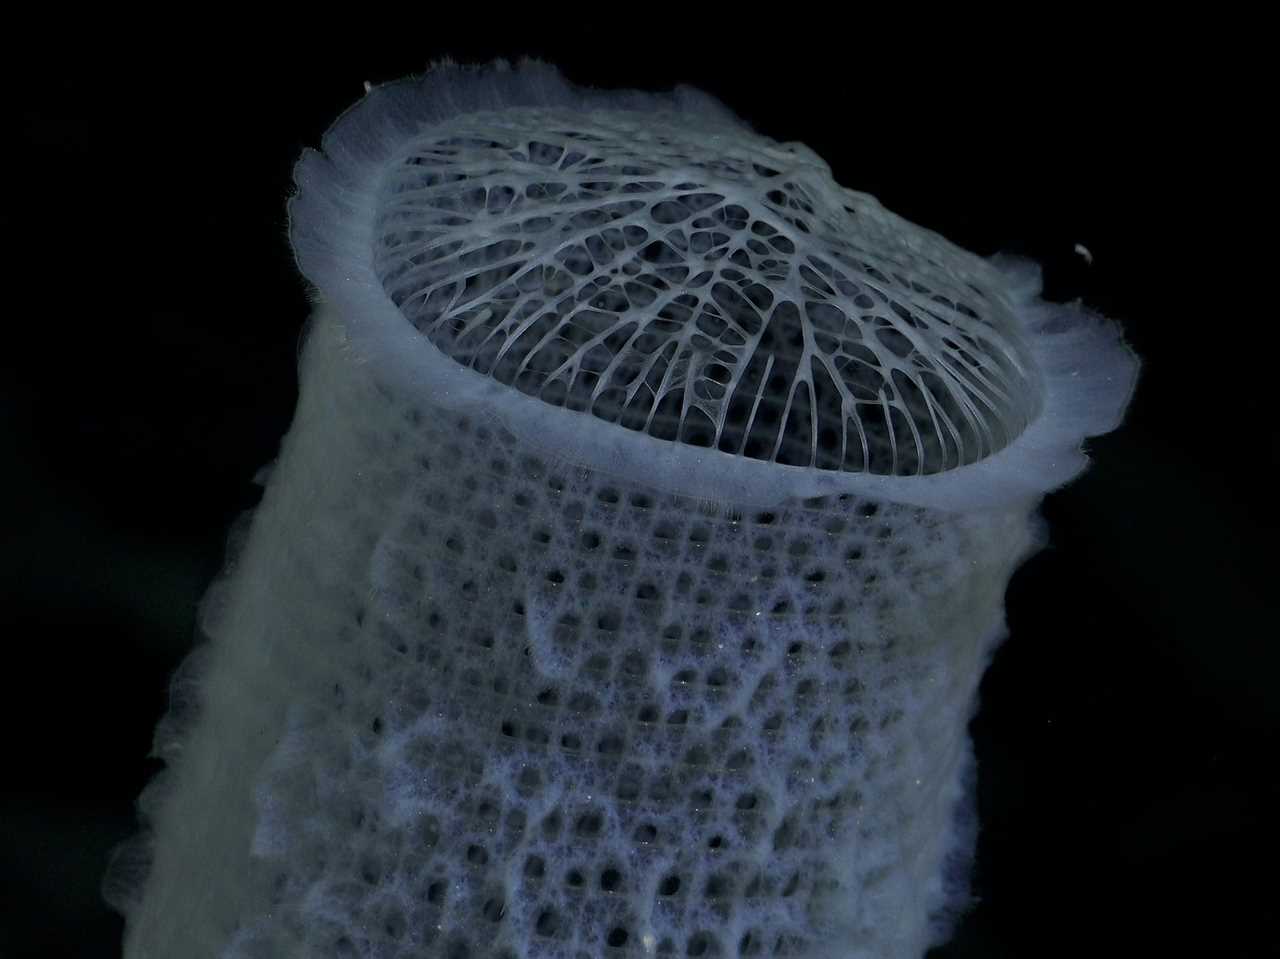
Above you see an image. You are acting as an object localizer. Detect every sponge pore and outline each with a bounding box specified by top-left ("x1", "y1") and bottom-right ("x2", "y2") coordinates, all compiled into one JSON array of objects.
[{"x1": 373, "y1": 109, "x2": 1037, "y2": 477}]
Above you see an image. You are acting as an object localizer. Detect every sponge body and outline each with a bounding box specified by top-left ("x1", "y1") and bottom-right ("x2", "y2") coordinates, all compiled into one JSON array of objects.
[
  {"x1": 109, "y1": 61, "x2": 1137, "y2": 959},
  {"x1": 125, "y1": 313, "x2": 1038, "y2": 958}
]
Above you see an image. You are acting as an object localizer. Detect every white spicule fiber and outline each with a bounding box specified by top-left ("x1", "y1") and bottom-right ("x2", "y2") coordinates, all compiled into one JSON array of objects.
[
  {"x1": 107, "y1": 62, "x2": 1136, "y2": 959},
  {"x1": 373, "y1": 108, "x2": 1038, "y2": 479}
]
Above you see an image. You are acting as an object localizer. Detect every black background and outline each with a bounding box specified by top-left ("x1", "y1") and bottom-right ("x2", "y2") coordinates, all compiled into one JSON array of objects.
[{"x1": 2, "y1": 28, "x2": 1271, "y2": 959}]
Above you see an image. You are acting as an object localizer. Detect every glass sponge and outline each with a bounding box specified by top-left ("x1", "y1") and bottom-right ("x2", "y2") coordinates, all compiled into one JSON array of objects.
[{"x1": 107, "y1": 60, "x2": 1138, "y2": 959}]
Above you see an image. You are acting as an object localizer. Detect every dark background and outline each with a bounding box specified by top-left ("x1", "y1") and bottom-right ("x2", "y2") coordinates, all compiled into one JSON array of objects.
[{"x1": 2, "y1": 30, "x2": 1271, "y2": 959}]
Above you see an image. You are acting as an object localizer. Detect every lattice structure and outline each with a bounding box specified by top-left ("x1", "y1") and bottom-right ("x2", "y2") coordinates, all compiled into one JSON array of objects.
[
  {"x1": 108, "y1": 61, "x2": 1137, "y2": 959},
  {"x1": 217, "y1": 347, "x2": 1020, "y2": 959},
  {"x1": 373, "y1": 111, "x2": 1037, "y2": 477}
]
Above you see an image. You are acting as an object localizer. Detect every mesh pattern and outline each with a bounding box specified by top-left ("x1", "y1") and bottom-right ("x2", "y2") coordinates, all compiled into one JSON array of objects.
[
  {"x1": 372, "y1": 109, "x2": 1038, "y2": 476},
  {"x1": 116, "y1": 64, "x2": 1135, "y2": 959},
  {"x1": 224, "y1": 350, "x2": 1013, "y2": 958}
]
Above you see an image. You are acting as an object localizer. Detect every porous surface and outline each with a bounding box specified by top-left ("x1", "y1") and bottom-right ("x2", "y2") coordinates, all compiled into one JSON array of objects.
[
  {"x1": 118, "y1": 314, "x2": 1030, "y2": 959},
  {"x1": 373, "y1": 109, "x2": 1038, "y2": 477},
  {"x1": 112, "y1": 62, "x2": 1134, "y2": 959}
]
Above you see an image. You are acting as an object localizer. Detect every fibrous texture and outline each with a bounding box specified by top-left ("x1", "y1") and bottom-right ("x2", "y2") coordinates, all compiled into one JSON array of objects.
[
  {"x1": 375, "y1": 110, "x2": 1038, "y2": 478},
  {"x1": 107, "y1": 61, "x2": 1138, "y2": 959}
]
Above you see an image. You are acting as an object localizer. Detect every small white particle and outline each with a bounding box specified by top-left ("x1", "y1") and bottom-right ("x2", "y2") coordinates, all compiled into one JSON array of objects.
[{"x1": 1074, "y1": 243, "x2": 1094, "y2": 265}]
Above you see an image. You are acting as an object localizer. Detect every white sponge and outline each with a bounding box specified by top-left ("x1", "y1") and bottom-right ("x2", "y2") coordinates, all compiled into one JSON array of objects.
[{"x1": 107, "y1": 60, "x2": 1137, "y2": 959}]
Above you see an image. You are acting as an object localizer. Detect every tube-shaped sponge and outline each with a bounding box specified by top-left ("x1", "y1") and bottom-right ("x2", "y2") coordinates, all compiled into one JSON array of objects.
[{"x1": 107, "y1": 60, "x2": 1138, "y2": 958}]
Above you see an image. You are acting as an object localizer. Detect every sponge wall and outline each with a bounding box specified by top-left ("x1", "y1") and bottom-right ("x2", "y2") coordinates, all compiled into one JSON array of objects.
[
  {"x1": 112, "y1": 305, "x2": 1041, "y2": 958},
  {"x1": 111, "y1": 313, "x2": 423, "y2": 956}
]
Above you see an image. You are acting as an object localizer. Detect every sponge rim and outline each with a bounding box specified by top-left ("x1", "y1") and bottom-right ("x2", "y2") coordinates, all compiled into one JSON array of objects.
[{"x1": 288, "y1": 59, "x2": 1139, "y2": 512}]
